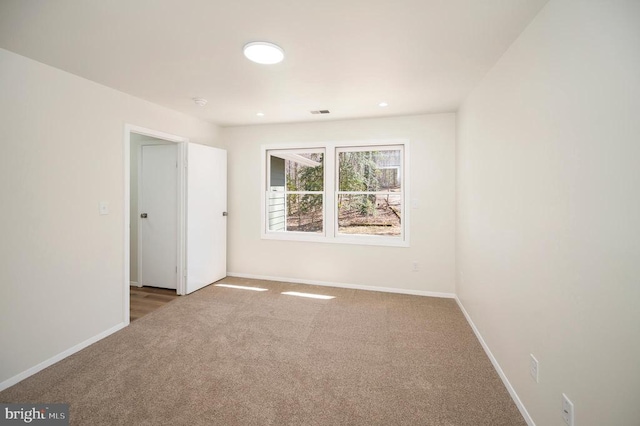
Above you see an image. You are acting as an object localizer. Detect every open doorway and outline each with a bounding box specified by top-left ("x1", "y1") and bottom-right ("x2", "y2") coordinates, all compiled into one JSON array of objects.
[
  {"x1": 129, "y1": 135, "x2": 180, "y2": 321},
  {"x1": 123, "y1": 125, "x2": 228, "y2": 325},
  {"x1": 124, "y1": 125, "x2": 187, "y2": 325},
  {"x1": 130, "y1": 135, "x2": 178, "y2": 290}
]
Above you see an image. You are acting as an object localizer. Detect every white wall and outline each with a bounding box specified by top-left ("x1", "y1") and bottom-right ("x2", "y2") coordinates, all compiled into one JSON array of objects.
[
  {"x1": 222, "y1": 114, "x2": 456, "y2": 294},
  {"x1": 457, "y1": 1, "x2": 640, "y2": 425},
  {"x1": 0, "y1": 48, "x2": 221, "y2": 386}
]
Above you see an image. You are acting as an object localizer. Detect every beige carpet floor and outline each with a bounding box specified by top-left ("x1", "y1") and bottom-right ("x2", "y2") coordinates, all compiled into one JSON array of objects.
[{"x1": 0, "y1": 277, "x2": 526, "y2": 425}]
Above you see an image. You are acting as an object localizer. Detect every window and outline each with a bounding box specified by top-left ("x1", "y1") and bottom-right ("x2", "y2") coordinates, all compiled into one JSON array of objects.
[
  {"x1": 266, "y1": 149, "x2": 324, "y2": 233},
  {"x1": 337, "y1": 147, "x2": 403, "y2": 237},
  {"x1": 262, "y1": 141, "x2": 408, "y2": 246}
]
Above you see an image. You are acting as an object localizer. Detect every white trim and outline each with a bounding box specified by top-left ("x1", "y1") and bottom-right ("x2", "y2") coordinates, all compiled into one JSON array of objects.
[
  {"x1": 227, "y1": 272, "x2": 455, "y2": 299},
  {"x1": 325, "y1": 146, "x2": 335, "y2": 237},
  {"x1": 129, "y1": 281, "x2": 140, "y2": 287},
  {"x1": 337, "y1": 144, "x2": 402, "y2": 153},
  {"x1": 123, "y1": 127, "x2": 131, "y2": 326},
  {"x1": 260, "y1": 145, "x2": 267, "y2": 237},
  {"x1": 0, "y1": 322, "x2": 126, "y2": 392},
  {"x1": 177, "y1": 142, "x2": 187, "y2": 296},
  {"x1": 454, "y1": 296, "x2": 536, "y2": 426},
  {"x1": 125, "y1": 124, "x2": 189, "y2": 144},
  {"x1": 335, "y1": 191, "x2": 403, "y2": 195}
]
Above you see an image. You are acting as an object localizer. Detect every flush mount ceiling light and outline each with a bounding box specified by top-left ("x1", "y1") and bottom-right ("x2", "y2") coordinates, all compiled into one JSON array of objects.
[
  {"x1": 378, "y1": 102, "x2": 389, "y2": 107},
  {"x1": 243, "y1": 42, "x2": 284, "y2": 64},
  {"x1": 256, "y1": 112, "x2": 265, "y2": 117},
  {"x1": 193, "y1": 97, "x2": 208, "y2": 107}
]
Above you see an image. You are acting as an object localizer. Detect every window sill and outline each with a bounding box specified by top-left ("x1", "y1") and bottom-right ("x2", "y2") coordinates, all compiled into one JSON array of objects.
[{"x1": 261, "y1": 232, "x2": 409, "y2": 247}]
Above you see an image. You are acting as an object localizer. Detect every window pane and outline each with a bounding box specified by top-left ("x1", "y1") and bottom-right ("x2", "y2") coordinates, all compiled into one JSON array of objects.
[
  {"x1": 269, "y1": 152, "x2": 324, "y2": 192},
  {"x1": 267, "y1": 192, "x2": 286, "y2": 231},
  {"x1": 338, "y1": 194, "x2": 401, "y2": 236},
  {"x1": 269, "y1": 156, "x2": 286, "y2": 191},
  {"x1": 286, "y1": 194, "x2": 323, "y2": 233},
  {"x1": 338, "y1": 150, "x2": 401, "y2": 192}
]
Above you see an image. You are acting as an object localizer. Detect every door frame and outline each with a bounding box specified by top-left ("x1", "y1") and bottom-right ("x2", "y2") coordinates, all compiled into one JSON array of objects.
[{"x1": 123, "y1": 124, "x2": 188, "y2": 325}]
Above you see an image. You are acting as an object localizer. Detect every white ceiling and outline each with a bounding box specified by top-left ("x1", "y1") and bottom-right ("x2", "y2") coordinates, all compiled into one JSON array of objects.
[{"x1": 0, "y1": 0, "x2": 548, "y2": 127}]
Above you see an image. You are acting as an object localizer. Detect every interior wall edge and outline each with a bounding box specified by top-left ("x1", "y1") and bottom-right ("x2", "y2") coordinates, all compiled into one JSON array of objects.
[
  {"x1": 0, "y1": 322, "x2": 126, "y2": 393},
  {"x1": 454, "y1": 296, "x2": 535, "y2": 426}
]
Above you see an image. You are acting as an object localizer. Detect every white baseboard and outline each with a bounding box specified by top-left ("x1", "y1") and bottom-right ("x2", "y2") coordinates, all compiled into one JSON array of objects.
[
  {"x1": 226, "y1": 272, "x2": 455, "y2": 299},
  {"x1": 130, "y1": 281, "x2": 140, "y2": 287},
  {"x1": 454, "y1": 296, "x2": 535, "y2": 426},
  {"x1": 0, "y1": 322, "x2": 126, "y2": 392}
]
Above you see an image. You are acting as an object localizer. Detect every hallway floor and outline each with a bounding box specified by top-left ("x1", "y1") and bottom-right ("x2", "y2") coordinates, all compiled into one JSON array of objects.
[{"x1": 130, "y1": 286, "x2": 179, "y2": 321}]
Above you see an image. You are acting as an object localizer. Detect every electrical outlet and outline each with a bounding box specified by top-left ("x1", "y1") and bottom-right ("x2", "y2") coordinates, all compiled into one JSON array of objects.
[
  {"x1": 412, "y1": 261, "x2": 419, "y2": 272},
  {"x1": 529, "y1": 354, "x2": 539, "y2": 383},
  {"x1": 562, "y1": 393, "x2": 574, "y2": 426}
]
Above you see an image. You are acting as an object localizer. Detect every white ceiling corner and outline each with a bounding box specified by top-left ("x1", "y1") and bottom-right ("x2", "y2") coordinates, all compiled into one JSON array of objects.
[{"x1": 0, "y1": 0, "x2": 549, "y2": 126}]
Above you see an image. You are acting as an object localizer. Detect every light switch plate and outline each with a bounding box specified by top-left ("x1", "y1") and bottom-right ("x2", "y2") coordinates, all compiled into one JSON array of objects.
[
  {"x1": 562, "y1": 393, "x2": 574, "y2": 426},
  {"x1": 99, "y1": 202, "x2": 109, "y2": 215},
  {"x1": 529, "y1": 354, "x2": 539, "y2": 383}
]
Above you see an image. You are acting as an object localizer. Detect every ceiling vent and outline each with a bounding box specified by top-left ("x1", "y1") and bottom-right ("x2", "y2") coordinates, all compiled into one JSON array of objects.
[{"x1": 310, "y1": 110, "x2": 330, "y2": 115}]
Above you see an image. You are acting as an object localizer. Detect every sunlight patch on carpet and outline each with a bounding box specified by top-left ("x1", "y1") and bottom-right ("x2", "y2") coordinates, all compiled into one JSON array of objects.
[
  {"x1": 215, "y1": 284, "x2": 269, "y2": 292},
  {"x1": 281, "y1": 291, "x2": 335, "y2": 300}
]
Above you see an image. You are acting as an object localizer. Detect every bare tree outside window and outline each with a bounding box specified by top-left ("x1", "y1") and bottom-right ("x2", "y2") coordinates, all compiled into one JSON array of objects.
[{"x1": 337, "y1": 148, "x2": 402, "y2": 236}]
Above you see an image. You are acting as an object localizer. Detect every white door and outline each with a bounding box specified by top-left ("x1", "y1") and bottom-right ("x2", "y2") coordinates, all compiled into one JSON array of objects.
[
  {"x1": 186, "y1": 143, "x2": 227, "y2": 294},
  {"x1": 140, "y1": 144, "x2": 178, "y2": 289}
]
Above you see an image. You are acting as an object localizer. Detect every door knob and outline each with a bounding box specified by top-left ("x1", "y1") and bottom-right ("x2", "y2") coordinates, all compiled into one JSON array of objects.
[
  {"x1": 222, "y1": 212, "x2": 228, "y2": 216},
  {"x1": 140, "y1": 213, "x2": 148, "y2": 218}
]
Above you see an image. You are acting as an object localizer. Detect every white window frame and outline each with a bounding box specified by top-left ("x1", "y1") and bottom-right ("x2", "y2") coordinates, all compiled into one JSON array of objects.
[
  {"x1": 265, "y1": 148, "x2": 326, "y2": 238},
  {"x1": 261, "y1": 140, "x2": 410, "y2": 247},
  {"x1": 335, "y1": 145, "x2": 405, "y2": 244}
]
